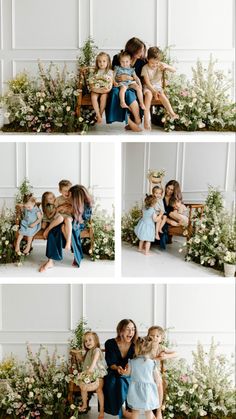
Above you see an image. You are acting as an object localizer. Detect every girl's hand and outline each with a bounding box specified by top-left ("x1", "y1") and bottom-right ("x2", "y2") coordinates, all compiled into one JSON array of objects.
[
  {"x1": 113, "y1": 81, "x2": 119, "y2": 87},
  {"x1": 117, "y1": 366, "x2": 125, "y2": 375}
]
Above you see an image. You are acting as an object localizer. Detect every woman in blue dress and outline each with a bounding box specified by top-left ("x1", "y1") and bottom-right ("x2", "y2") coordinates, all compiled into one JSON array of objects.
[
  {"x1": 103, "y1": 319, "x2": 138, "y2": 417},
  {"x1": 39, "y1": 185, "x2": 92, "y2": 272},
  {"x1": 106, "y1": 37, "x2": 146, "y2": 132}
]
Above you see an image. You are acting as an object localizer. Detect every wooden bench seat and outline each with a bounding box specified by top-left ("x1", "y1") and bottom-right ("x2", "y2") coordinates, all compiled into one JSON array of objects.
[
  {"x1": 168, "y1": 202, "x2": 204, "y2": 240},
  {"x1": 15, "y1": 203, "x2": 94, "y2": 254}
]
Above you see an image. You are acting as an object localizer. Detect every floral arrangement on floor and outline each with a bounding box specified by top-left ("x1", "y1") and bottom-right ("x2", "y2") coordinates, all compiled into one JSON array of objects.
[
  {"x1": 83, "y1": 204, "x2": 115, "y2": 261},
  {"x1": 121, "y1": 203, "x2": 142, "y2": 246},
  {"x1": 164, "y1": 340, "x2": 236, "y2": 418},
  {"x1": 0, "y1": 62, "x2": 96, "y2": 134},
  {"x1": 0, "y1": 207, "x2": 22, "y2": 265},
  {"x1": 181, "y1": 186, "x2": 236, "y2": 271},
  {"x1": 153, "y1": 55, "x2": 236, "y2": 132}
]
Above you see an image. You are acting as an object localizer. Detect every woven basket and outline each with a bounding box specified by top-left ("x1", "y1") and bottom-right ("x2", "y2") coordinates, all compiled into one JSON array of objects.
[{"x1": 79, "y1": 378, "x2": 99, "y2": 392}]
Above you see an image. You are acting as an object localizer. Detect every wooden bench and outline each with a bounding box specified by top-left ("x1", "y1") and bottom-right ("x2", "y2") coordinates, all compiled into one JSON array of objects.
[
  {"x1": 168, "y1": 203, "x2": 204, "y2": 240},
  {"x1": 76, "y1": 67, "x2": 166, "y2": 117},
  {"x1": 15, "y1": 203, "x2": 94, "y2": 254}
]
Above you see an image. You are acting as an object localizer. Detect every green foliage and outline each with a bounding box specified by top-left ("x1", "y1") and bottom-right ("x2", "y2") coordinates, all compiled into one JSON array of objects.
[
  {"x1": 15, "y1": 177, "x2": 33, "y2": 204},
  {"x1": 69, "y1": 318, "x2": 91, "y2": 350},
  {"x1": 0, "y1": 207, "x2": 23, "y2": 264},
  {"x1": 154, "y1": 56, "x2": 236, "y2": 132},
  {"x1": 121, "y1": 203, "x2": 142, "y2": 245},
  {"x1": 77, "y1": 36, "x2": 98, "y2": 68}
]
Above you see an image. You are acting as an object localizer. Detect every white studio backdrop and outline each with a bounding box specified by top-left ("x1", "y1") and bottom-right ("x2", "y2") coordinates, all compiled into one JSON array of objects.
[
  {"x1": 0, "y1": 284, "x2": 235, "y2": 363},
  {"x1": 122, "y1": 142, "x2": 235, "y2": 212},
  {"x1": 0, "y1": 0, "x2": 234, "y2": 94},
  {"x1": 0, "y1": 142, "x2": 115, "y2": 212}
]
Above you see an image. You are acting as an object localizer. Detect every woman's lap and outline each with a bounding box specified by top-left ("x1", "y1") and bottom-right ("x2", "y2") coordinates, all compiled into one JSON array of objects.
[
  {"x1": 106, "y1": 87, "x2": 138, "y2": 124},
  {"x1": 104, "y1": 372, "x2": 130, "y2": 415}
]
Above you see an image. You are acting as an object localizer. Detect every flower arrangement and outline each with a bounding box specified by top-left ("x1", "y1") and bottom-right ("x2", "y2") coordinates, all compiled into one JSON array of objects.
[
  {"x1": 15, "y1": 177, "x2": 33, "y2": 204},
  {"x1": 153, "y1": 56, "x2": 236, "y2": 132},
  {"x1": 182, "y1": 186, "x2": 236, "y2": 271},
  {"x1": 69, "y1": 318, "x2": 91, "y2": 350},
  {"x1": 164, "y1": 341, "x2": 236, "y2": 418},
  {"x1": 1, "y1": 62, "x2": 96, "y2": 133},
  {"x1": 121, "y1": 203, "x2": 142, "y2": 246},
  {"x1": 147, "y1": 169, "x2": 166, "y2": 179},
  {"x1": 83, "y1": 204, "x2": 115, "y2": 261},
  {"x1": 0, "y1": 207, "x2": 22, "y2": 265},
  {"x1": 77, "y1": 36, "x2": 98, "y2": 68}
]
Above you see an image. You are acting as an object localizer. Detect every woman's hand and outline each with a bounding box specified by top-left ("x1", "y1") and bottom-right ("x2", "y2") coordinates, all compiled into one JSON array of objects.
[
  {"x1": 116, "y1": 74, "x2": 133, "y2": 82},
  {"x1": 29, "y1": 223, "x2": 35, "y2": 228},
  {"x1": 117, "y1": 366, "x2": 127, "y2": 375}
]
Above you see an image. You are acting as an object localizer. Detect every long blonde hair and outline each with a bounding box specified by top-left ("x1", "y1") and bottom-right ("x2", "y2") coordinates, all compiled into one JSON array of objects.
[{"x1": 95, "y1": 52, "x2": 111, "y2": 73}]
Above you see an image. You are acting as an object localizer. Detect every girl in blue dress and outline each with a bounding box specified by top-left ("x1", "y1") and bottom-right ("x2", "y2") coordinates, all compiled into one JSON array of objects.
[
  {"x1": 15, "y1": 193, "x2": 42, "y2": 255},
  {"x1": 126, "y1": 337, "x2": 159, "y2": 419},
  {"x1": 134, "y1": 194, "x2": 158, "y2": 255}
]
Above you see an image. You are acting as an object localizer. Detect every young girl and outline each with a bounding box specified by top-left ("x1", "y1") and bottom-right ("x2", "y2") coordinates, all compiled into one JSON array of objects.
[
  {"x1": 134, "y1": 194, "x2": 158, "y2": 255},
  {"x1": 125, "y1": 337, "x2": 160, "y2": 419},
  {"x1": 152, "y1": 185, "x2": 167, "y2": 240},
  {"x1": 169, "y1": 197, "x2": 189, "y2": 227},
  {"x1": 114, "y1": 51, "x2": 145, "y2": 110},
  {"x1": 141, "y1": 46, "x2": 178, "y2": 130},
  {"x1": 88, "y1": 52, "x2": 113, "y2": 124},
  {"x1": 41, "y1": 191, "x2": 63, "y2": 230},
  {"x1": 15, "y1": 193, "x2": 42, "y2": 255},
  {"x1": 78, "y1": 331, "x2": 107, "y2": 418},
  {"x1": 148, "y1": 326, "x2": 177, "y2": 419}
]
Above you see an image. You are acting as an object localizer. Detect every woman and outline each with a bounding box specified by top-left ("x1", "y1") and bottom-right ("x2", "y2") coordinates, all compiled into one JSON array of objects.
[
  {"x1": 106, "y1": 37, "x2": 146, "y2": 132},
  {"x1": 103, "y1": 319, "x2": 138, "y2": 417},
  {"x1": 39, "y1": 184, "x2": 92, "y2": 272},
  {"x1": 158, "y1": 180, "x2": 183, "y2": 249}
]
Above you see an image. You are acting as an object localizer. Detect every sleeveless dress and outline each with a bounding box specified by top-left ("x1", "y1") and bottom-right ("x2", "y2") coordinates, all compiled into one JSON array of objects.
[
  {"x1": 83, "y1": 348, "x2": 107, "y2": 377},
  {"x1": 19, "y1": 206, "x2": 41, "y2": 237},
  {"x1": 127, "y1": 356, "x2": 159, "y2": 410},
  {"x1": 114, "y1": 66, "x2": 136, "y2": 86},
  {"x1": 134, "y1": 207, "x2": 155, "y2": 242}
]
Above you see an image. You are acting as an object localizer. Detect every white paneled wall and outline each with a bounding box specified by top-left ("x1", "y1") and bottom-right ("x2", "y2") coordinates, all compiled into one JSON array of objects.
[
  {"x1": 0, "y1": 0, "x2": 234, "y2": 93},
  {"x1": 0, "y1": 284, "x2": 234, "y2": 363},
  {"x1": 122, "y1": 142, "x2": 235, "y2": 212},
  {"x1": 0, "y1": 142, "x2": 115, "y2": 212}
]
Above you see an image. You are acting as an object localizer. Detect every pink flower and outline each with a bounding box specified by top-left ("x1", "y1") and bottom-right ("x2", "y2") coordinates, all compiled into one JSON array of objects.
[
  {"x1": 180, "y1": 90, "x2": 189, "y2": 97},
  {"x1": 180, "y1": 374, "x2": 189, "y2": 382}
]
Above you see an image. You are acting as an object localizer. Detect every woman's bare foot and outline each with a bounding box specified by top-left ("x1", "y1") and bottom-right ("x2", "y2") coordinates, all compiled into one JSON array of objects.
[
  {"x1": 65, "y1": 242, "x2": 71, "y2": 251},
  {"x1": 39, "y1": 259, "x2": 54, "y2": 272},
  {"x1": 121, "y1": 101, "x2": 129, "y2": 109}
]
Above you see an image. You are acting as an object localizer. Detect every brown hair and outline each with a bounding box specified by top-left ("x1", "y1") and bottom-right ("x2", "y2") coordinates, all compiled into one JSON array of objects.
[
  {"x1": 144, "y1": 194, "x2": 157, "y2": 209},
  {"x1": 41, "y1": 191, "x2": 55, "y2": 217},
  {"x1": 147, "y1": 46, "x2": 162, "y2": 61},
  {"x1": 148, "y1": 325, "x2": 165, "y2": 338},
  {"x1": 82, "y1": 331, "x2": 100, "y2": 352},
  {"x1": 23, "y1": 193, "x2": 36, "y2": 205},
  {"x1": 70, "y1": 184, "x2": 92, "y2": 223},
  {"x1": 152, "y1": 185, "x2": 164, "y2": 195},
  {"x1": 95, "y1": 52, "x2": 111, "y2": 72},
  {"x1": 165, "y1": 180, "x2": 183, "y2": 202},
  {"x1": 116, "y1": 319, "x2": 138, "y2": 343},
  {"x1": 59, "y1": 179, "x2": 72, "y2": 190},
  {"x1": 118, "y1": 50, "x2": 131, "y2": 63},
  {"x1": 135, "y1": 336, "x2": 158, "y2": 358},
  {"x1": 125, "y1": 37, "x2": 146, "y2": 59}
]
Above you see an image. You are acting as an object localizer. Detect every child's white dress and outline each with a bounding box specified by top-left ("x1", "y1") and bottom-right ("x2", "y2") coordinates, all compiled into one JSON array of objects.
[
  {"x1": 134, "y1": 208, "x2": 155, "y2": 242},
  {"x1": 141, "y1": 64, "x2": 163, "y2": 94},
  {"x1": 127, "y1": 356, "x2": 159, "y2": 410}
]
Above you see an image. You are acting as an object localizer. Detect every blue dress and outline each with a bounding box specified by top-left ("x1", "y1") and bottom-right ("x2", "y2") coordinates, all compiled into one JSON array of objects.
[
  {"x1": 45, "y1": 204, "x2": 92, "y2": 267},
  {"x1": 19, "y1": 206, "x2": 41, "y2": 237},
  {"x1": 134, "y1": 208, "x2": 155, "y2": 242},
  {"x1": 127, "y1": 357, "x2": 159, "y2": 410},
  {"x1": 106, "y1": 56, "x2": 146, "y2": 124},
  {"x1": 114, "y1": 66, "x2": 136, "y2": 86},
  {"x1": 104, "y1": 338, "x2": 135, "y2": 416}
]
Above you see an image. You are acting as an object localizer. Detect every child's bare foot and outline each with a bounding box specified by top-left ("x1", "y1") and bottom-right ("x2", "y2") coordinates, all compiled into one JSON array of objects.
[
  {"x1": 132, "y1": 124, "x2": 142, "y2": 132},
  {"x1": 169, "y1": 113, "x2": 179, "y2": 120},
  {"x1": 144, "y1": 122, "x2": 151, "y2": 130},
  {"x1": 96, "y1": 114, "x2": 102, "y2": 124},
  {"x1": 78, "y1": 405, "x2": 87, "y2": 413},
  {"x1": 121, "y1": 101, "x2": 129, "y2": 109},
  {"x1": 159, "y1": 229, "x2": 163, "y2": 234},
  {"x1": 39, "y1": 259, "x2": 54, "y2": 272},
  {"x1": 143, "y1": 250, "x2": 151, "y2": 256},
  {"x1": 98, "y1": 413, "x2": 104, "y2": 419},
  {"x1": 43, "y1": 229, "x2": 49, "y2": 239},
  {"x1": 155, "y1": 234, "x2": 160, "y2": 240},
  {"x1": 23, "y1": 246, "x2": 31, "y2": 255}
]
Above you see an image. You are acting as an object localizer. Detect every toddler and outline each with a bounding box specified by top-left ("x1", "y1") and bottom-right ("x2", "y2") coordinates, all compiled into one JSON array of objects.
[
  {"x1": 114, "y1": 51, "x2": 145, "y2": 110},
  {"x1": 88, "y1": 52, "x2": 113, "y2": 123},
  {"x1": 41, "y1": 191, "x2": 64, "y2": 229},
  {"x1": 125, "y1": 336, "x2": 160, "y2": 419},
  {"x1": 141, "y1": 46, "x2": 178, "y2": 130},
  {"x1": 148, "y1": 326, "x2": 177, "y2": 419},
  {"x1": 169, "y1": 197, "x2": 189, "y2": 227},
  {"x1": 77, "y1": 331, "x2": 107, "y2": 418},
  {"x1": 134, "y1": 194, "x2": 158, "y2": 255},
  {"x1": 152, "y1": 185, "x2": 167, "y2": 240},
  {"x1": 43, "y1": 180, "x2": 73, "y2": 250},
  {"x1": 15, "y1": 193, "x2": 42, "y2": 255}
]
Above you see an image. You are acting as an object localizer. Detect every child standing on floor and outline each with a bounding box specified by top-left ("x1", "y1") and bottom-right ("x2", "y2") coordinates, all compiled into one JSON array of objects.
[
  {"x1": 88, "y1": 52, "x2": 113, "y2": 123},
  {"x1": 114, "y1": 51, "x2": 145, "y2": 110},
  {"x1": 15, "y1": 193, "x2": 42, "y2": 255},
  {"x1": 152, "y1": 185, "x2": 167, "y2": 240},
  {"x1": 148, "y1": 326, "x2": 177, "y2": 419},
  {"x1": 43, "y1": 180, "x2": 73, "y2": 250},
  {"x1": 169, "y1": 197, "x2": 189, "y2": 227},
  {"x1": 134, "y1": 194, "x2": 158, "y2": 255},
  {"x1": 125, "y1": 337, "x2": 160, "y2": 419},
  {"x1": 77, "y1": 331, "x2": 107, "y2": 418},
  {"x1": 141, "y1": 46, "x2": 178, "y2": 130}
]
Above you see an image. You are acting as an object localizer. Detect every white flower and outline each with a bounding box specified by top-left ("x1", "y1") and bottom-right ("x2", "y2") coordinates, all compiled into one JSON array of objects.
[
  {"x1": 40, "y1": 105, "x2": 45, "y2": 111},
  {"x1": 57, "y1": 392, "x2": 62, "y2": 398},
  {"x1": 70, "y1": 404, "x2": 76, "y2": 410},
  {"x1": 29, "y1": 391, "x2": 34, "y2": 398},
  {"x1": 66, "y1": 106, "x2": 71, "y2": 112},
  {"x1": 78, "y1": 117, "x2": 84, "y2": 122}
]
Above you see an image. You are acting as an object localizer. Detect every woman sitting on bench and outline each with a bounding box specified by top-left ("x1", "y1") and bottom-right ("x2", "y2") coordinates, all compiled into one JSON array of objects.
[{"x1": 39, "y1": 184, "x2": 92, "y2": 272}]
